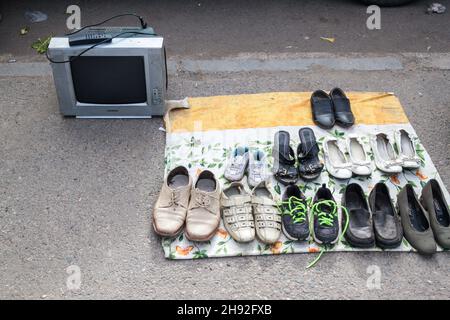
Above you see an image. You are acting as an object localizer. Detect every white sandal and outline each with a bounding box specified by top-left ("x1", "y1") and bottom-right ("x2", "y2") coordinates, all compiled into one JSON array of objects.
[{"x1": 251, "y1": 180, "x2": 281, "y2": 244}]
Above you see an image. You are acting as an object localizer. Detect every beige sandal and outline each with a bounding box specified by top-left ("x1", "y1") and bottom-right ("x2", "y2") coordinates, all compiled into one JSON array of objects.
[
  {"x1": 251, "y1": 180, "x2": 282, "y2": 244},
  {"x1": 221, "y1": 181, "x2": 255, "y2": 243}
]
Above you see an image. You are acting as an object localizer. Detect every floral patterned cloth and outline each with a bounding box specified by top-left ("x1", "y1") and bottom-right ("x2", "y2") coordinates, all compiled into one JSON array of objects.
[{"x1": 161, "y1": 112, "x2": 449, "y2": 260}]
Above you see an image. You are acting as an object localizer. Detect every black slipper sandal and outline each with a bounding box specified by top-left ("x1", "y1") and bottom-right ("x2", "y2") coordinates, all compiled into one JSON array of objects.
[
  {"x1": 297, "y1": 128, "x2": 324, "y2": 181},
  {"x1": 310, "y1": 90, "x2": 335, "y2": 129},
  {"x1": 329, "y1": 88, "x2": 354, "y2": 128},
  {"x1": 272, "y1": 130, "x2": 298, "y2": 185}
]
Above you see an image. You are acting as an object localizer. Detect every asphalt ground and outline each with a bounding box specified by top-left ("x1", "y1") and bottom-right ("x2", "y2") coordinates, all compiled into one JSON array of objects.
[{"x1": 0, "y1": 0, "x2": 450, "y2": 58}]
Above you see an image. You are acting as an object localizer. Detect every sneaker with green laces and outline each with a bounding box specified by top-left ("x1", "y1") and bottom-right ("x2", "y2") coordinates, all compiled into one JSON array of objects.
[
  {"x1": 311, "y1": 184, "x2": 340, "y2": 244},
  {"x1": 279, "y1": 184, "x2": 310, "y2": 241}
]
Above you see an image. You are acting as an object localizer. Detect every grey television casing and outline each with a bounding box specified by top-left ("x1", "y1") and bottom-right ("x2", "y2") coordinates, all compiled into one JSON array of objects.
[{"x1": 48, "y1": 30, "x2": 166, "y2": 118}]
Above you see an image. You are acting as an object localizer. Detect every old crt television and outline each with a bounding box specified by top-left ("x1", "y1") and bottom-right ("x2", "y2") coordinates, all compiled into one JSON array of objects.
[{"x1": 47, "y1": 27, "x2": 166, "y2": 118}]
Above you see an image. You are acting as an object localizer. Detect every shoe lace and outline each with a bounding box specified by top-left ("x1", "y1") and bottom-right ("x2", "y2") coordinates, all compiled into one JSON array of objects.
[
  {"x1": 310, "y1": 200, "x2": 338, "y2": 227},
  {"x1": 194, "y1": 192, "x2": 212, "y2": 208},
  {"x1": 167, "y1": 190, "x2": 181, "y2": 207},
  {"x1": 278, "y1": 196, "x2": 310, "y2": 223},
  {"x1": 306, "y1": 199, "x2": 349, "y2": 269}
]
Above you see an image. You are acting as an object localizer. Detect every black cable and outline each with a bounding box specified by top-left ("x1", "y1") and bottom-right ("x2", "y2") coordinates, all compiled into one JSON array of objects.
[
  {"x1": 66, "y1": 13, "x2": 147, "y2": 36},
  {"x1": 46, "y1": 31, "x2": 157, "y2": 64}
]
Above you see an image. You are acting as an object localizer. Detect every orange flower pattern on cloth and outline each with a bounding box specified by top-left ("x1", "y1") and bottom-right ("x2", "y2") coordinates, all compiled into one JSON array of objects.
[
  {"x1": 176, "y1": 245, "x2": 194, "y2": 256},
  {"x1": 390, "y1": 174, "x2": 400, "y2": 185},
  {"x1": 270, "y1": 241, "x2": 283, "y2": 254},
  {"x1": 216, "y1": 228, "x2": 228, "y2": 239},
  {"x1": 415, "y1": 170, "x2": 428, "y2": 181}
]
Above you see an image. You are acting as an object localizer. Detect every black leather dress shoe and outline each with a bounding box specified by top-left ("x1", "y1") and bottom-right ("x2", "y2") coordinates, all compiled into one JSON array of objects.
[
  {"x1": 310, "y1": 90, "x2": 335, "y2": 129},
  {"x1": 368, "y1": 182, "x2": 403, "y2": 249},
  {"x1": 342, "y1": 183, "x2": 375, "y2": 248},
  {"x1": 329, "y1": 88, "x2": 354, "y2": 128}
]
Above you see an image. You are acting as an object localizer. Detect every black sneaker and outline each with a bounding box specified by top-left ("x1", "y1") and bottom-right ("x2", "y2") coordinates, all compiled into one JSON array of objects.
[
  {"x1": 279, "y1": 184, "x2": 310, "y2": 241},
  {"x1": 311, "y1": 184, "x2": 339, "y2": 244}
]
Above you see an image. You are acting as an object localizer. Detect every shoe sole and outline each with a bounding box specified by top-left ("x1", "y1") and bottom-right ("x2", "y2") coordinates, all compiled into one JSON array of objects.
[
  {"x1": 345, "y1": 236, "x2": 376, "y2": 248},
  {"x1": 184, "y1": 221, "x2": 220, "y2": 242},
  {"x1": 313, "y1": 119, "x2": 335, "y2": 130},
  {"x1": 299, "y1": 173, "x2": 321, "y2": 181},
  {"x1": 376, "y1": 239, "x2": 402, "y2": 250},
  {"x1": 152, "y1": 219, "x2": 184, "y2": 238},
  {"x1": 312, "y1": 229, "x2": 338, "y2": 245},
  {"x1": 335, "y1": 121, "x2": 354, "y2": 128}
]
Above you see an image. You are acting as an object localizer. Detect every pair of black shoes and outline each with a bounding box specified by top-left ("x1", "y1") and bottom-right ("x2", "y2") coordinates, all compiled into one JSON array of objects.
[
  {"x1": 342, "y1": 183, "x2": 403, "y2": 249},
  {"x1": 310, "y1": 88, "x2": 355, "y2": 129},
  {"x1": 272, "y1": 128, "x2": 323, "y2": 185},
  {"x1": 280, "y1": 184, "x2": 340, "y2": 245}
]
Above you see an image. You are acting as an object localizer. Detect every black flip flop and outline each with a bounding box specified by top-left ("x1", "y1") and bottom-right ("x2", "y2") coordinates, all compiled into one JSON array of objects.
[
  {"x1": 297, "y1": 128, "x2": 324, "y2": 181},
  {"x1": 272, "y1": 130, "x2": 298, "y2": 185},
  {"x1": 310, "y1": 90, "x2": 335, "y2": 129},
  {"x1": 329, "y1": 88, "x2": 354, "y2": 128}
]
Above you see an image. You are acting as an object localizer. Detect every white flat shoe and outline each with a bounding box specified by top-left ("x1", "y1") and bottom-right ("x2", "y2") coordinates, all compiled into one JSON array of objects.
[
  {"x1": 346, "y1": 135, "x2": 372, "y2": 176},
  {"x1": 323, "y1": 137, "x2": 353, "y2": 179},
  {"x1": 394, "y1": 129, "x2": 421, "y2": 169},
  {"x1": 369, "y1": 133, "x2": 403, "y2": 174}
]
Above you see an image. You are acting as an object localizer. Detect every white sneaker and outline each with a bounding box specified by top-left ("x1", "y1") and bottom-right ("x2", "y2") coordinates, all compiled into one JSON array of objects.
[
  {"x1": 323, "y1": 137, "x2": 353, "y2": 179},
  {"x1": 346, "y1": 135, "x2": 372, "y2": 176},
  {"x1": 394, "y1": 129, "x2": 421, "y2": 169},
  {"x1": 224, "y1": 147, "x2": 249, "y2": 182},
  {"x1": 369, "y1": 133, "x2": 403, "y2": 173},
  {"x1": 248, "y1": 149, "x2": 268, "y2": 187}
]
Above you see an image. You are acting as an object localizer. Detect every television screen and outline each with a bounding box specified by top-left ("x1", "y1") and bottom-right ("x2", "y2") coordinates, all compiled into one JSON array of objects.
[{"x1": 70, "y1": 56, "x2": 147, "y2": 104}]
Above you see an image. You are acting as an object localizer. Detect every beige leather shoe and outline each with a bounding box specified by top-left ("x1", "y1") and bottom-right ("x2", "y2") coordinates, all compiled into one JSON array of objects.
[
  {"x1": 185, "y1": 170, "x2": 221, "y2": 241},
  {"x1": 152, "y1": 166, "x2": 192, "y2": 237},
  {"x1": 251, "y1": 180, "x2": 282, "y2": 244},
  {"x1": 221, "y1": 181, "x2": 255, "y2": 243}
]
